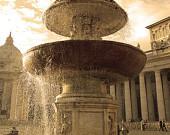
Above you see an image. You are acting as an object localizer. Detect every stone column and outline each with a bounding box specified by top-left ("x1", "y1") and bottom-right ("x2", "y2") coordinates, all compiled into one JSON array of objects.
[
  {"x1": 130, "y1": 79, "x2": 138, "y2": 121},
  {"x1": 162, "y1": 71, "x2": 170, "y2": 121},
  {"x1": 1, "y1": 82, "x2": 6, "y2": 112},
  {"x1": 155, "y1": 70, "x2": 166, "y2": 120},
  {"x1": 15, "y1": 82, "x2": 24, "y2": 120},
  {"x1": 1, "y1": 80, "x2": 12, "y2": 117},
  {"x1": 110, "y1": 84, "x2": 116, "y2": 100},
  {"x1": 146, "y1": 73, "x2": 155, "y2": 121},
  {"x1": 139, "y1": 72, "x2": 148, "y2": 120},
  {"x1": 10, "y1": 79, "x2": 18, "y2": 120},
  {"x1": 124, "y1": 80, "x2": 132, "y2": 121},
  {"x1": 116, "y1": 83, "x2": 123, "y2": 121}
]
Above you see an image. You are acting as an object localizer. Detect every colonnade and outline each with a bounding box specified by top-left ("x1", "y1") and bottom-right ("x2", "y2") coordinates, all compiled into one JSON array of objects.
[
  {"x1": 112, "y1": 69, "x2": 170, "y2": 122},
  {"x1": 1, "y1": 79, "x2": 13, "y2": 118}
]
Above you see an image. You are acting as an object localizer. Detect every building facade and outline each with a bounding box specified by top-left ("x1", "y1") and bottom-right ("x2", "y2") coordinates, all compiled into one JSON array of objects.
[
  {"x1": 0, "y1": 33, "x2": 23, "y2": 119},
  {"x1": 113, "y1": 16, "x2": 170, "y2": 122}
]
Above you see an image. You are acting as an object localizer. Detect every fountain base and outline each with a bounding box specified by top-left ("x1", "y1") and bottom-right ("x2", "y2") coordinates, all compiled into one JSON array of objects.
[
  {"x1": 55, "y1": 76, "x2": 118, "y2": 135},
  {"x1": 56, "y1": 98, "x2": 117, "y2": 135}
]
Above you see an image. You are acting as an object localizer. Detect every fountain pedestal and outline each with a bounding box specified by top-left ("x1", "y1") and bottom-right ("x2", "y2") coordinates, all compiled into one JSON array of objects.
[{"x1": 56, "y1": 76, "x2": 117, "y2": 135}]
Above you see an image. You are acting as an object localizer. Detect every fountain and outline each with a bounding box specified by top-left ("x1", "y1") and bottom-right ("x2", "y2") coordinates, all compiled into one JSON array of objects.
[{"x1": 23, "y1": 0, "x2": 146, "y2": 135}]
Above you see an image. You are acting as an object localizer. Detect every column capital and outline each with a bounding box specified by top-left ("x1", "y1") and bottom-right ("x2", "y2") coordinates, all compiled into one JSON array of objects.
[
  {"x1": 140, "y1": 72, "x2": 145, "y2": 75},
  {"x1": 161, "y1": 69, "x2": 168, "y2": 75},
  {"x1": 155, "y1": 70, "x2": 161, "y2": 73},
  {"x1": 145, "y1": 72, "x2": 153, "y2": 77}
]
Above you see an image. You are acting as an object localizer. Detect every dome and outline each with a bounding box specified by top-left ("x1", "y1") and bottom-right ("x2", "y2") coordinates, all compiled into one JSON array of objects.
[{"x1": 0, "y1": 33, "x2": 23, "y2": 72}]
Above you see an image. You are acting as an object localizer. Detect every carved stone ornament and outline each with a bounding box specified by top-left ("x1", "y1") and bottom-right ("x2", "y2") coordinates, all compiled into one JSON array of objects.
[
  {"x1": 108, "y1": 115, "x2": 114, "y2": 135},
  {"x1": 152, "y1": 40, "x2": 168, "y2": 50},
  {"x1": 167, "y1": 35, "x2": 170, "y2": 45},
  {"x1": 56, "y1": 111, "x2": 72, "y2": 135}
]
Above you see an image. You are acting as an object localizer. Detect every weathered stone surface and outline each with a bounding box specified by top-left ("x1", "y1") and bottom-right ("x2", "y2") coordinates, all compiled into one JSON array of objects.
[
  {"x1": 24, "y1": 40, "x2": 146, "y2": 81},
  {"x1": 43, "y1": 0, "x2": 127, "y2": 38}
]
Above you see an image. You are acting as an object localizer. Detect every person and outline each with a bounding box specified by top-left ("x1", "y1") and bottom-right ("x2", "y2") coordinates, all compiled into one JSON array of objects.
[
  {"x1": 7, "y1": 127, "x2": 18, "y2": 135},
  {"x1": 159, "y1": 120, "x2": 164, "y2": 131},
  {"x1": 117, "y1": 124, "x2": 120, "y2": 135},
  {"x1": 121, "y1": 120, "x2": 129, "y2": 135},
  {"x1": 162, "y1": 120, "x2": 167, "y2": 132},
  {"x1": 140, "y1": 119, "x2": 145, "y2": 131}
]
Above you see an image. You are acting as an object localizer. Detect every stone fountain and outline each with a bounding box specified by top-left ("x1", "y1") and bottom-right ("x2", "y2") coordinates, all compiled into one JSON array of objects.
[{"x1": 24, "y1": 0, "x2": 146, "y2": 135}]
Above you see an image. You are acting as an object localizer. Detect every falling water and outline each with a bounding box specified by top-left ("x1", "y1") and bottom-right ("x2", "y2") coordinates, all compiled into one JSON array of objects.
[{"x1": 14, "y1": 71, "x2": 61, "y2": 135}]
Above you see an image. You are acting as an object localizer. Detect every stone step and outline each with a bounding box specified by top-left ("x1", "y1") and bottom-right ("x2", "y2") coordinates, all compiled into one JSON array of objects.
[{"x1": 129, "y1": 130, "x2": 170, "y2": 135}]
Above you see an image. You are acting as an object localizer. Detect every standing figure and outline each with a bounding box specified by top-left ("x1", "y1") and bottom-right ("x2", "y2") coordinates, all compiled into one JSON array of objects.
[
  {"x1": 162, "y1": 120, "x2": 167, "y2": 132},
  {"x1": 159, "y1": 120, "x2": 164, "y2": 131},
  {"x1": 108, "y1": 115, "x2": 114, "y2": 135},
  {"x1": 140, "y1": 119, "x2": 146, "y2": 131},
  {"x1": 121, "y1": 120, "x2": 129, "y2": 135},
  {"x1": 8, "y1": 127, "x2": 18, "y2": 135}
]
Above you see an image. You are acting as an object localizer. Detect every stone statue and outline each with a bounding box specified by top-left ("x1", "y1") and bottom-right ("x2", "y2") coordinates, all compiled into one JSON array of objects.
[
  {"x1": 57, "y1": 112, "x2": 72, "y2": 135},
  {"x1": 137, "y1": 43, "x2": 140, "y2": 48},
  {"x1": 160, "y1": 40, "x2": 166, "y2": 49},
  {"x1": 108, "y1": 115, "x2": 114, "y2": 135},
  {"x1": 167, "y1": 34, "x2": 170, "y2": 45}
]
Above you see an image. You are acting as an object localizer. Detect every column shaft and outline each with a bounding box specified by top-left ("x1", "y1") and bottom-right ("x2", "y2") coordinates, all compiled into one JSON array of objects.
[
  {"x1": 1, "y1": 81, "x2": 8, "y2": 111},
  {"x1": 124, "y1": 80, "x2": 132, "y2": 121},
  {"x1": 116, "y1": 83, "x2": 123, "y2": 121},
  {"x1": 155, "y1": 70, "x2": 166, "y2": 120},
  {"x1": 10, "y1": 80, "x2": 18, "y2": 120},
  {"x1": 110, "y1": 84, "x2": 116, "y2": 100},
  {"x1": 146, "y1": 74, "x2": 155, "y2": 121},
  {"x1": 139, "y1": 72, "x2": 148, "y2": 120},
  {"x1": 162, "y1": 71, "x2": 170, "y2": 121},
  {"x1": 130, "y1": 79, "x2": 138, "y2": 121},
  {"x1": 1, "y1": 80, "x2": 12, "y2": 118}
]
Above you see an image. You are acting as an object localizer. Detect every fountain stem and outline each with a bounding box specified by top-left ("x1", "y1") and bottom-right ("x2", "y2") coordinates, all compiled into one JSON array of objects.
[{"x1": 70, "y1": 15, "x2": 101, "y2": 40}]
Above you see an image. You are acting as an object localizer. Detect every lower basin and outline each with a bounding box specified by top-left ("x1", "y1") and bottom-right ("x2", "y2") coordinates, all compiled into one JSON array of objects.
[{"x1": 23, "y1": 40, "x2": 146, "y2": 82}]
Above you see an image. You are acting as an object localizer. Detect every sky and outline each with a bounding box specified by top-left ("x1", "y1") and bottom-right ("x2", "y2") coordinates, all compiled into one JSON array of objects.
[{"x1": 0, "y1": 0, "x2": 170, "y2": 53}]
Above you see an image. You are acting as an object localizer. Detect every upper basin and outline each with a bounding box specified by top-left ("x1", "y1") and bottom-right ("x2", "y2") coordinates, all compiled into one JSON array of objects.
[
  {"x1": 43, "y1": 0, "x2": 127, "y2": 38},
  {"x1": 24, "y1": 40, "x2": 146, "y2": 82}
]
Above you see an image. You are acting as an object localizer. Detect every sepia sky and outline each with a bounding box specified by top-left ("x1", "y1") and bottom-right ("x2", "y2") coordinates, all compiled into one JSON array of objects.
[{"x1": 0, "y1": 0, "x2": 170, "y2": 53}]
